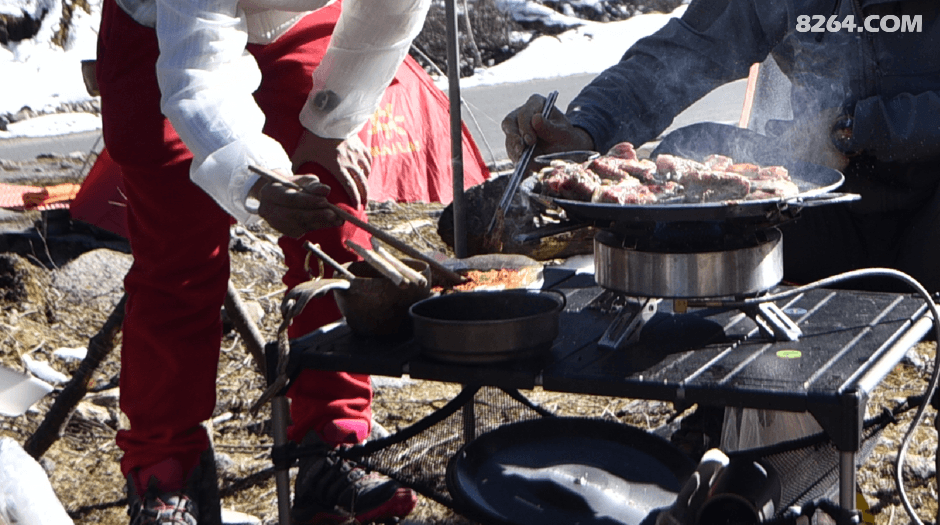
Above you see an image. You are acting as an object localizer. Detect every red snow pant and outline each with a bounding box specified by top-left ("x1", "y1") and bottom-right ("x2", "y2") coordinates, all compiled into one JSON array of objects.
[{"x1": 96, "y1": 0, "x2": 373, "y2": 482}]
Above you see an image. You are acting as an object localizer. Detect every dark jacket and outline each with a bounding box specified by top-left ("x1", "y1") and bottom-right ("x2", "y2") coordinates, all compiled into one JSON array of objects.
[{"x1": 568, "y1": 0, "x2": 940, "y2": 166}]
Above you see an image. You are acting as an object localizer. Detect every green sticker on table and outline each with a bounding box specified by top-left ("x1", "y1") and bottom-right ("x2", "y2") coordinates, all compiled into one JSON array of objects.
[{"x1": 777, "y1": 349, "x2": 802, "y2": 359}]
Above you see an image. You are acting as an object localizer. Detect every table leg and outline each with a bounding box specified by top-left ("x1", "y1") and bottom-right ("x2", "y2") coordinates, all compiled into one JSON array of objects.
[
  {"x1": 273, "y1": 395, "x2": 293, "y2": 525},
  {"x1": 462, "y1": 394, "x2": 476, "y2": 442},
  {"x1": 839, "y1": 451, "x2": 856, "y2": 512}
]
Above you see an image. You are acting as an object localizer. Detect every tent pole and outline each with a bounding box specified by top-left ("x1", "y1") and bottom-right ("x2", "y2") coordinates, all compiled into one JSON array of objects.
[{"x1": 444, "y1": 0, "x2": 467, "y2": 258}]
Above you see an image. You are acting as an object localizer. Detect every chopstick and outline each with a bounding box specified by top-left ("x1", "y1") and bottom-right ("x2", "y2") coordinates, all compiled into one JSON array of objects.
[
  {"x1": 371, "y1": 240, "x2": 429, "y2": 288},
  {"x1": 248, "y1": 165, "x2": 465, "y2": 284},
  {"x1": 486, "y1": 90, "x2": 559, "y2": 237},
  {"x1": 345, "y1": 240, "x2": 407, "y2": 287}
]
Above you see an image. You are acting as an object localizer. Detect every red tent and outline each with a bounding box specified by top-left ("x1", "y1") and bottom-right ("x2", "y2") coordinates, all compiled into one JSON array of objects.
[
  {"x1": 71, "y1": 56, "x2": 490, "y2": 239},
  {"x1": 358, "y1": 55, "x2": 490, "y2": 204}
]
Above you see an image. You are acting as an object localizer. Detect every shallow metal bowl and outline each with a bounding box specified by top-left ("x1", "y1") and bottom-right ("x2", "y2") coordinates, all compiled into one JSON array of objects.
[{"x1": 334, "y1": 259, "x2": 431, "y2": 338}]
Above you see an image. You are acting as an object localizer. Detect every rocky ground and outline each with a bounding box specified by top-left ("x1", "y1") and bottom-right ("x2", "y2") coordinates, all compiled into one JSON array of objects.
[{"x1": 0, "y1": 151, "x2": 938, "y2": 525}]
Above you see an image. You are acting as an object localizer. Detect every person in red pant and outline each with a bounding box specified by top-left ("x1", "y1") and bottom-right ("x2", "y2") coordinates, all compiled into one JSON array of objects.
[{"x1": 95, "y1": 0, "x2": 431, "y2": 523}]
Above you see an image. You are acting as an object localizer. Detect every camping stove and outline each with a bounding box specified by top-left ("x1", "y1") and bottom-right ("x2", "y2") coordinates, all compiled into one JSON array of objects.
[{"x1": 592, "y1": 220, "x2": 801, "y2": 349}]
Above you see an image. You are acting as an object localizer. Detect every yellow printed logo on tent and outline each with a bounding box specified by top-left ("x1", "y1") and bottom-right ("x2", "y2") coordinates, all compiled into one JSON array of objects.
[{"x1": 368, "y1": 103, "x2": 422, "y2": 157}]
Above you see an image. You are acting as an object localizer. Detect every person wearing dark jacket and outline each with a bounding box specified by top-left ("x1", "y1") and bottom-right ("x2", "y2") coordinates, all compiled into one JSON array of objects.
[{"x1": 503, "y1": 0, "x2": 940, "y2": 292}]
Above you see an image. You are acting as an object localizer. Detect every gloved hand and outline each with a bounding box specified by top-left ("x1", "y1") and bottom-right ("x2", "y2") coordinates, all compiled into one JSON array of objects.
[
  {"x1": 291, "y1": 130, "x2": 371, "y2": 207},
  {"x1": 655, "y1": 449, "x2": 729, "y2": 525},
  {"x1": 502, "y1": 93, "x2": 595, "y2": 164},
  {"x1": 775, "y1": 107, "x2": 849, "y2": 172}
]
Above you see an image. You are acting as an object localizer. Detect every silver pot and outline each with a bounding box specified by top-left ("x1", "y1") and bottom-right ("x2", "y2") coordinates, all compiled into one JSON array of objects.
[{"x1": 410, "y1": 289, "x2": 565, "y2": 364}]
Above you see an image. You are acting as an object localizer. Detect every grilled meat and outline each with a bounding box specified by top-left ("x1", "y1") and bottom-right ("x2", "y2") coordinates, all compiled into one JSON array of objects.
[
  {"x1": 592, "y1": 182, "x2": 658, "y2": 204},
  {"x1": 655, "y1": 154, "x2": 708, "y2": 181},
  {"x1": 588, "y1": 157, "x2": 655, "y2": 183},
  {"x1": 748, "y1": 178, "x2": 800, "y2": 200},
  {"x1": 756, "y1": 165, "x2": 790, "y2": 180},
  {"x1": 704, "y1": 154, "x2": 734, "y2": 171},
  {"x1": 682, "y1": 170, "x2": 751, "y2": 203},
  {"x1": 536, "y1": 142, "x2": 797, "y2": 204},
  {"x1": 606, "y1": 141, "x2": 638, "y2": 160},
  {"x1": 726, "y1": 163, "x2": 760, "y2": 176},
  {"x1": 538, "y1": 161, "x2": 601, "y2": 201}
]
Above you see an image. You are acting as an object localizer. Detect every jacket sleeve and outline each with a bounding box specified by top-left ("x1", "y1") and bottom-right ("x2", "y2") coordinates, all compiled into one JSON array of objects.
[
  {"x1": 155, "y1": 0, "x2": 293, "y2": 224},
  {"x1": 852, "y1": 91, "x2": 940, "y2": 163},
  {"x1": 299, "y1": 0, "x2": 432, "y2": 139},
  {"x1": 567, "y1": 0, "x2": 791, "y2": 153}
]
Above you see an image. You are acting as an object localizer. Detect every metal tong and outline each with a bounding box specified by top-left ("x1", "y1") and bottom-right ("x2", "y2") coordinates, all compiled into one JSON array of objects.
[{"x1": 484, "y1": 91, "x2": 559, "y2": 246}]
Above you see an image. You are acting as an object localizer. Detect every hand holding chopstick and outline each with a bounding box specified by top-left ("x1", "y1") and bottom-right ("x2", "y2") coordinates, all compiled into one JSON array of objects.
[
  {"x1": 484, "y1": 91, "x2": 559, "y2": 250},
  {"x1": 249, "y1": 165, "x2": 465, "y2": 285},
  {"x1": 246, "y1": 166, "x2": 341, "y2": 237}
]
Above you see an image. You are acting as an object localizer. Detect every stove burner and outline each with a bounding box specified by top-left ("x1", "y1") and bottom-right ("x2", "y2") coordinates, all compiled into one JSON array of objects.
[
  {"x1": 594, "y1": 227, "x2": 783, "y2": 300},
  {"x1": 592, "y1": 221, "x2": 799, "y2": 348}
]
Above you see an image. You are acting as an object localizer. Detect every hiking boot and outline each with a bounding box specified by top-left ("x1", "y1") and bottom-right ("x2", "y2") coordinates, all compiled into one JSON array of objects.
[
  {"x1": 292, "y1": 431, "x2": 417, "y2": 525},
  {"x1": 126, "y1": 448, "x2": 221, "y2": 525},
  {"x1": 127, "y1": 479, "x2": 198, "y2": 525}
]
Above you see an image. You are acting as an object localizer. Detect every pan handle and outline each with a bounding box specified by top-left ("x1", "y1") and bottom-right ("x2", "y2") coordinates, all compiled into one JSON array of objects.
[
  {"x1": 784, "y1": 192, "x2": 861, "y2": 208},
  {"x1": 513, "y1": 219, "x2": 590, "y2": 244},
  {"x1": 535, "y1": 289, "x2": 567, "y2": 312}
]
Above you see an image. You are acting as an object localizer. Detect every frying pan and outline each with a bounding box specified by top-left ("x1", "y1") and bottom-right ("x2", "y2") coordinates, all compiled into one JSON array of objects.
[
  {"x1": 544, "y1": 122, "x2": 857, "y2": 223},
  {"x1": 446, "y1": 417, "x2": 695, "y2": 525},
  {"x1": 410, "y1": 289, "x2": 564, "y2": 364}
]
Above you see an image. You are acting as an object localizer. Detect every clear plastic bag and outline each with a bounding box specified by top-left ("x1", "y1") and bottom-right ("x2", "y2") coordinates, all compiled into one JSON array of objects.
[{"x1": 720, "y1": 407, "x2": 823, "y2": 451}]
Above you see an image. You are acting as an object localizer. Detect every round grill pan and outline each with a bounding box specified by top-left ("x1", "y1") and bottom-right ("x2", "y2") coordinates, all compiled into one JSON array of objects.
[
  {"x1": 546, "y1": 122, "x2": 850, "y2": 223},
  {"x1": 446, "y1": 417, "x2": 695, "y2": 525}
]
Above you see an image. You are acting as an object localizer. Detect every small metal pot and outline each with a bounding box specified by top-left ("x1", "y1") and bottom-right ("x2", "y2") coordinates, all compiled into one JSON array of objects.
[
  {"x1": 334, "y1": 259, "x2": 431, "y2": 338},
  {"x1": 410, "y1": 289, "x2": 566, "y2": 364}
]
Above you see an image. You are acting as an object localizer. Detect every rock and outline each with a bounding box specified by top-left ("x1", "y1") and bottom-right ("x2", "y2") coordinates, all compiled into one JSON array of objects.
[
  {"x1": 214, "y1": 452, "x2": 236, "y2": 472},
  {"x1": 72, "y1": 401, "x2": 114, "y2": 428},
  {"x1": 368, "y1": 421, "x2": 392, "y2": 441},
  {"x1": 241, "y1": 300, "x2": 265, "y2": 326},
  {"x1": 898, "y1": 455, "x2": 936, "y2": 481},
  {"x1": 902, "y1": 351, "x2": 926, "y2": 370},
  {"x1": 0, "y1": 253, "x2": 47, "y2": 304},
  {"x1": 437, "y1": 175, "x2": 594, "y2": 260},
  {"x1": 38, "y1": 457, "x2": 55, "y2": 477},
  {"x1": 10, "y1": 107, "x2": 39, "y2": 124},
  {"x1": 51, "y1": 248, "x2": 131, "y2": 310},
  {"x1": 221, "y1": 299, "x2": 265, "y2": 336},
  {"x1": 85, "y1": 387, "x2": 119, "y2": 408}
]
